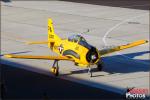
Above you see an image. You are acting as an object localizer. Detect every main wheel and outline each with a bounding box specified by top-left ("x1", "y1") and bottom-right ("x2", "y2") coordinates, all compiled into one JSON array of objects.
[{"x1": 50, "y1": 67, "x2": 59, "y2": 76}]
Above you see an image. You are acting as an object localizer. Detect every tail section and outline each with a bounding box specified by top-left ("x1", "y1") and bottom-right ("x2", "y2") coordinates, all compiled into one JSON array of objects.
[
  {"x1": 48, "y1": 18, "x2": 61, "y2": 48},
  {"x1": 48, "y1": 18, "x2": 61, "y2": 41},
  {"x1": 25, "y1": 18, "x2": 61, "y2": 49}
]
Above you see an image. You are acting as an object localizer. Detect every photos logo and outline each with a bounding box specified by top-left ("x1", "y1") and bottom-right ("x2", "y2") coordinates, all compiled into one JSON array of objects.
[{"x1": 126, "y1": 88, "x2": 149, "y2": 99}]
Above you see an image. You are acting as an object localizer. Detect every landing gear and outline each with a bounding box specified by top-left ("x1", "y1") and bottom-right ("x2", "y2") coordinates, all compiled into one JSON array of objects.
[
  {"x1": 88, "y1": 61, "x2": 93, "y2": 77},
  {"x1": 88, "y1": 67, "x2": 92, "y2": 77},
  {"x1": 97, "y1": 61, "x2": 103, "y2": 71},
  {"x1": 50, "y1": 60, "x2": 59, "y2": 76}
]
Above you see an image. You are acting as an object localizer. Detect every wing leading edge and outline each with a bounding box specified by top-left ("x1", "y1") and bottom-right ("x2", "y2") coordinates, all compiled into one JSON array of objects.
[
  {"x1": 99, "y1": 40, "x2": 148, "y2": 56},
  {"x1": 4, "y1": 54, "x2": 73, "y2": 61}
]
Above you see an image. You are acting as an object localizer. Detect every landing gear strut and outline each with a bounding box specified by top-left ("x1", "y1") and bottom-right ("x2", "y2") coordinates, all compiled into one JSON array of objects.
[
  {"x1": 88, "y1": 67, "x2": 92, "y2": 77},
  {"x1": 88, "y1": 60, "x2": 93, "y2": 77},
  {"x1": 50, "y1": 60, "x2": 59, "y2": 76}
]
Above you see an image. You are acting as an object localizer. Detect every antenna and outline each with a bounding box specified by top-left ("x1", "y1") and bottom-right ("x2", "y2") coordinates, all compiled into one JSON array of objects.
[{"x1": 81, "y1": 29, "x2": 90, "y2": 34}]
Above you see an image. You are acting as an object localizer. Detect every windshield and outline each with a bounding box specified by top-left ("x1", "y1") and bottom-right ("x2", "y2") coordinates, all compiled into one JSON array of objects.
[{"x1": 68, "y1": 34, "x2": 92, "y2": 49}]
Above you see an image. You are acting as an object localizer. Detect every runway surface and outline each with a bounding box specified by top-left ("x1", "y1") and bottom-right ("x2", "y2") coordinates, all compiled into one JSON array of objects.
[
  {"x1": 1, "y1": 64, "x2": 123, "y2": 99},
  {"x1": 1, "y1": 0, "x2": 149, "y2": 97}
]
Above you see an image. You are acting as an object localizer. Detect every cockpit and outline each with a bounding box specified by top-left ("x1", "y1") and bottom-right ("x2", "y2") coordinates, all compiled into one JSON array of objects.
[{"x1": 68, "y1": 35, "x2": 92, "y2": 49}]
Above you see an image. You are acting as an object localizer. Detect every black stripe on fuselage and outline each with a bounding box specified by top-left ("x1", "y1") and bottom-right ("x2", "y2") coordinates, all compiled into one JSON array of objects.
[{"x1": 63, "y1": 50, "x2": 80, "y2": 59}]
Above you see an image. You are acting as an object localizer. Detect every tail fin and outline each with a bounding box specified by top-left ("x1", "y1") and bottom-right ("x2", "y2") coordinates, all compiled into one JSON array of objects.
[{"x1": 48, "y1": 18, "x2": 61, "y2": 48}]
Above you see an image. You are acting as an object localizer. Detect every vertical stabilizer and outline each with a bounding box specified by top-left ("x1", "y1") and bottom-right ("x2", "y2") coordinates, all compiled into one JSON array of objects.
[{"x1": 48, "y1": 18, "x2": 61, "y2": 48}]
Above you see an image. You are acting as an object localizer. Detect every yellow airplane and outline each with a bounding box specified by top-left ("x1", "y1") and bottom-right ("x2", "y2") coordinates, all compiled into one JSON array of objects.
[{"x1": 4, "y1": 18, "x2": 148, "y2": 77}]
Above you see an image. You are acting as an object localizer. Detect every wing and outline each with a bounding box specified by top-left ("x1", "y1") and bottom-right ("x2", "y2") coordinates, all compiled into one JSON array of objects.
[
  {"x1": 99, "y1": 40, "x2": 148, "y2": 56},
  {"x1": 4, "y1": 54, "x2": 74, "y2": 61}
]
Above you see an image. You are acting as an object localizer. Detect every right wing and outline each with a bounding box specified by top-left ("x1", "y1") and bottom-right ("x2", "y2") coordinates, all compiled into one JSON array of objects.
[
  {"x1": 4, "y1": 54, "x2": 74, "y2": 61},
  {"x1": 99, "y1": 40, "x2": 148, "y2": 56}
]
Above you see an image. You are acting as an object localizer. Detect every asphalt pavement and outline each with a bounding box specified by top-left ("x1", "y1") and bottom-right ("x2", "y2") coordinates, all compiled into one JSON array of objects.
[{"x1": 1, "y1": 64, "x2": 124, "y2": 100}]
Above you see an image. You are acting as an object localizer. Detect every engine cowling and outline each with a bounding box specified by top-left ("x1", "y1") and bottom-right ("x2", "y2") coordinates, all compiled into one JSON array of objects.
[{"x1": 86, "y1": 47, "x2": 99, "y2": 63}]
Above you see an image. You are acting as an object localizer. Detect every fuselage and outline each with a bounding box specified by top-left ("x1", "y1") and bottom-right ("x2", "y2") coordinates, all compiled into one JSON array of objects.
[{"x1": 51, "y1": 35, "x2": 100, "y2": 67}]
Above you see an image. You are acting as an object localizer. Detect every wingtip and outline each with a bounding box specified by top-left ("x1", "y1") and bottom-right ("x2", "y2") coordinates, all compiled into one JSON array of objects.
[
  {"x1": 4, "y1": 54, "x2": 12, "y2": 58},
  {"x1": 145, "y1": 40, "x2": 148, "y2": 43},
  {"x1": 137, "y1": 40, "x2": 149, "y2": 44}
]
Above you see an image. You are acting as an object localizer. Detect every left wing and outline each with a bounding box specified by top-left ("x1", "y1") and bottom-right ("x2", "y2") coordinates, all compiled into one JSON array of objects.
[
  {"x1": 99, "y1": 40, "x2": 148, "y2": 56},
  {"x1": 4, "y1": 54, "x2": 73, "y2": 61}
]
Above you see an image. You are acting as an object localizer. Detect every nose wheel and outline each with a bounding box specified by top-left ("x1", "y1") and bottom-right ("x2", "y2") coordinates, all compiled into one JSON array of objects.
[{"x1": 50, "y1": 60, "x2": 59, "y2": 76}]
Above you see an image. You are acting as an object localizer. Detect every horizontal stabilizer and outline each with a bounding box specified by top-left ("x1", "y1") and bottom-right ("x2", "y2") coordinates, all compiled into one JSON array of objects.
[{"x1": 26, "y1": 41, "x2": 48, "y2": 45}]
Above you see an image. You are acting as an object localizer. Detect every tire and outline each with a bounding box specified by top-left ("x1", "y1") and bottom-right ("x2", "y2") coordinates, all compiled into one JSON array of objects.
[
  {"x1": 51, "y1": 67, "x2": 59, "y2": 76},
  {"x1": 55, "y1": 68, "x2": 59, "y2": 76}
]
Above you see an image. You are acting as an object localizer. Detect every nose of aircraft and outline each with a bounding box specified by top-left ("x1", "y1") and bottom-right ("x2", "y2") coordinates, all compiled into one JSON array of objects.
[{"x1": 86, "y1": 47, "x2": 99, "y2": 63}]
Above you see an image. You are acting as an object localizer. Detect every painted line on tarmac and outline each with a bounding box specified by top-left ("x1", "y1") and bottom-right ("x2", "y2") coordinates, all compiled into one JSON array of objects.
[{"x1": 102, "y1": 13, "x2": 149, "y2": 65}]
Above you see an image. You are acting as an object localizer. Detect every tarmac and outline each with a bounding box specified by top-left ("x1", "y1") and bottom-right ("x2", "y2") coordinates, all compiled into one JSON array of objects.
[
  {"x1": 1, "y1": 0, "x2": 150, "y2": 97},
  {"x1": 1, "y1": 64, "x2": 123, "y2": 99}
]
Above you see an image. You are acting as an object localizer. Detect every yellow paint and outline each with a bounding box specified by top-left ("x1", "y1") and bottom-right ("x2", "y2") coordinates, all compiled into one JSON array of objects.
[
  {"x1": 26, "y1": 41, "x2": 48, "y2": 45},
  {"x1": 99, "y1": 39, "x2": 148, "y2": 56},
  {"x1": 119, "y1": 40, "x2": 148, "y2": 50}
]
